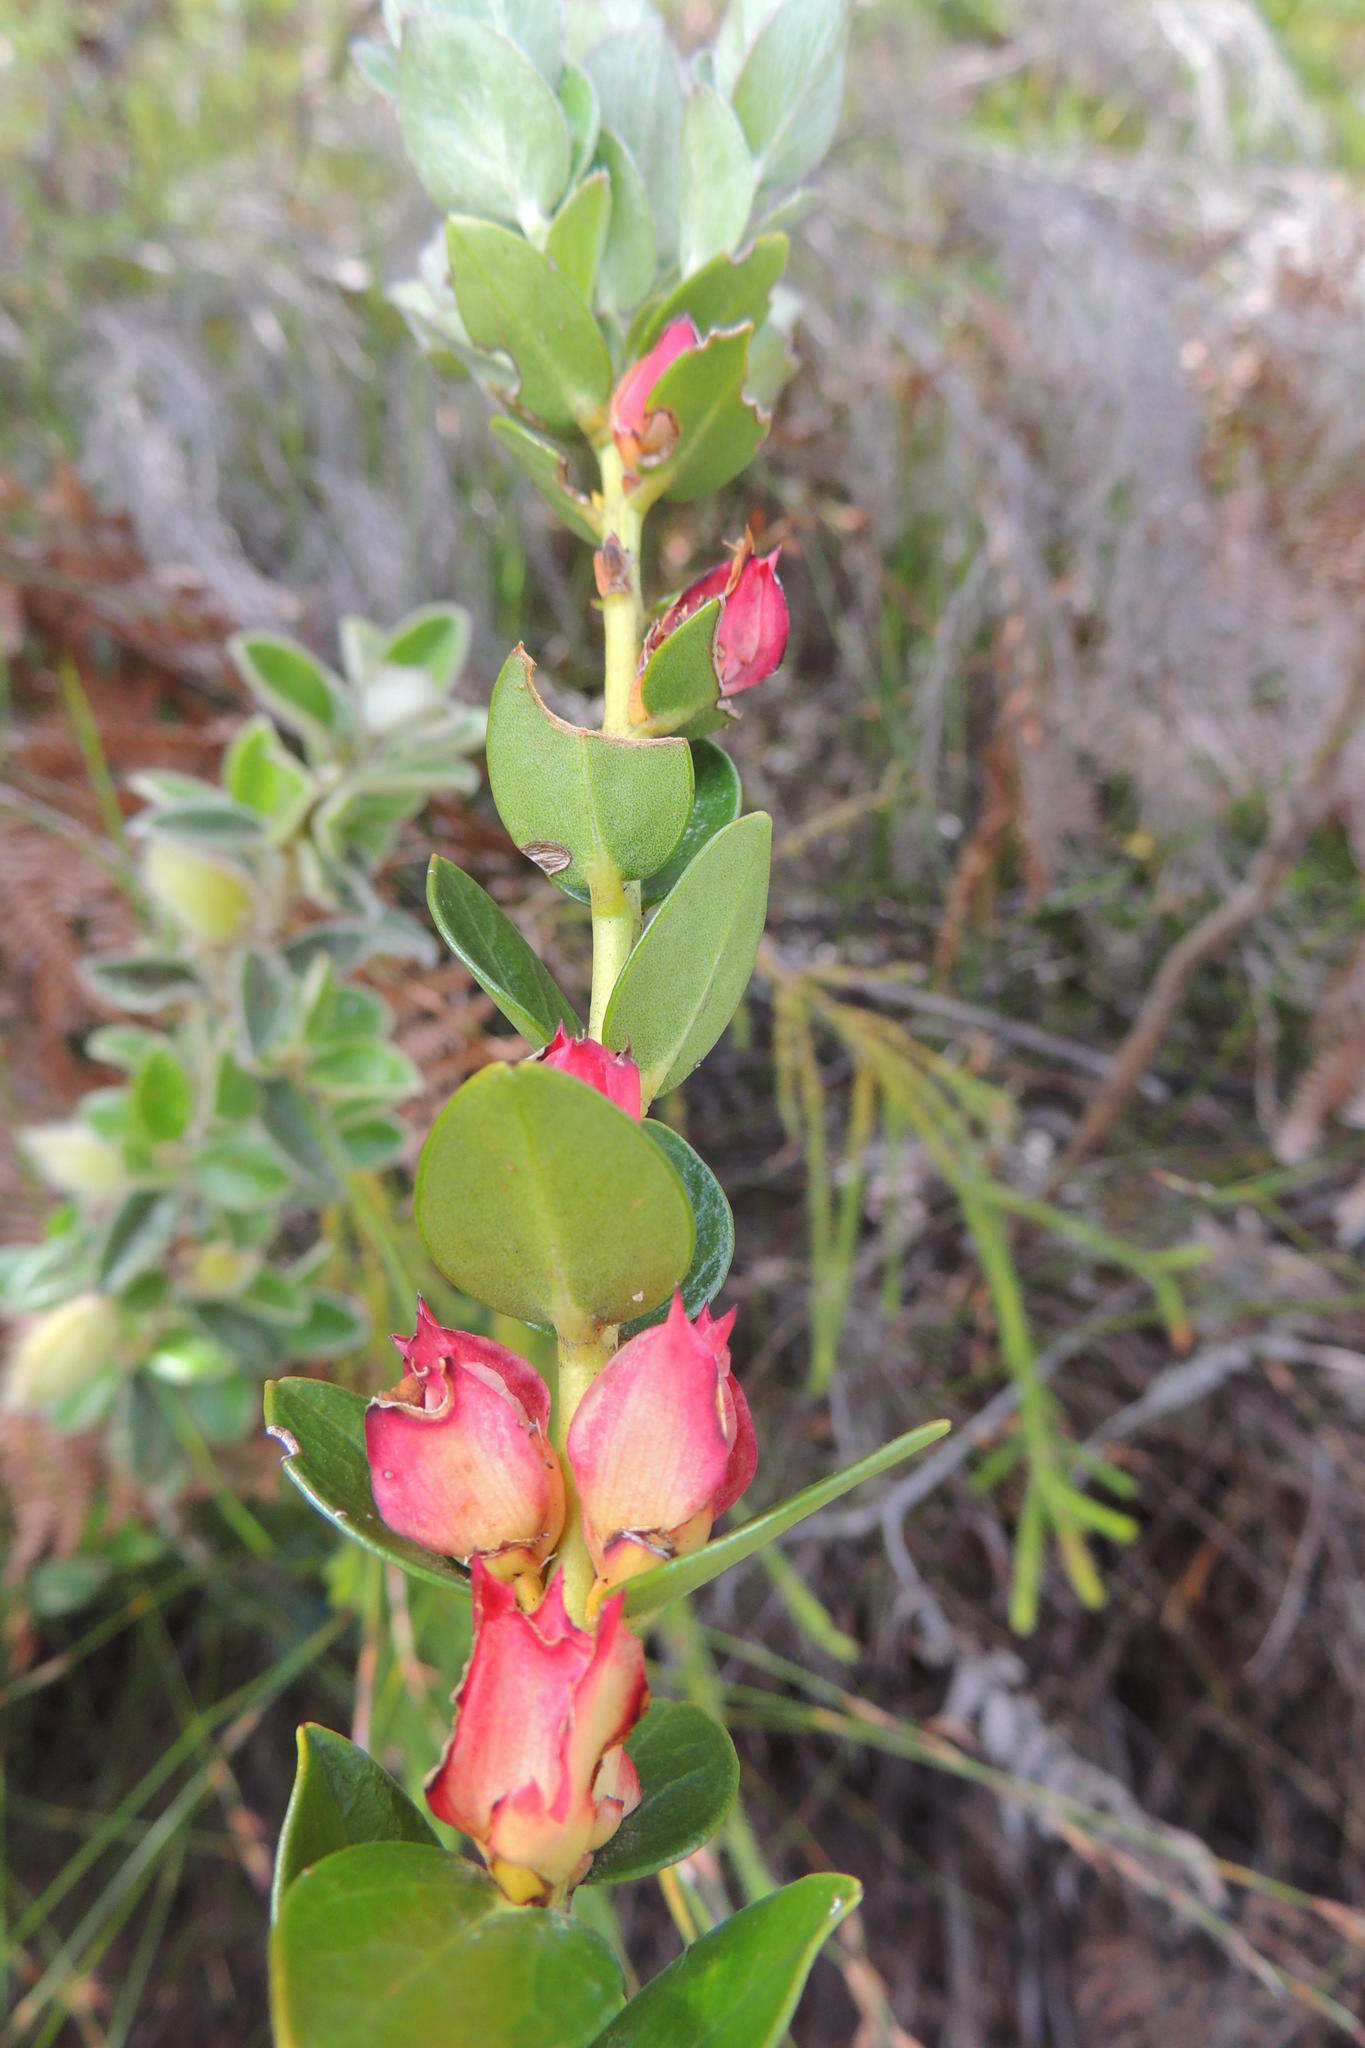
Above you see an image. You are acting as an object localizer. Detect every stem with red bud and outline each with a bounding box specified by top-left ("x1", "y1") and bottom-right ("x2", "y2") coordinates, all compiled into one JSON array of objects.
[
  {"x1": 552, "y1": 1329, "x2": 612, "y2": 1622},
  {"x1": 558, "y1": 443, "x2": 650, "y2": 1621}
]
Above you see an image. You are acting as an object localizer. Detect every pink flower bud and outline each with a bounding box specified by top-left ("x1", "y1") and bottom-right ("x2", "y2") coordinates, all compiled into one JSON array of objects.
[
  {"x1": 608, "y1": 317, "x2": 700, "y2": 473},
  {"x1": 566, "y1": 1292, "x2": 756, "y2": 1606},
  {"x1": 365, "y1": 1303, "x2": 565, "y2": 1586},
  {"x1": 426, "y1": 1561, "x2": 649, "y2": 1902},
  {"x1": 653, "y1": 533, "x2": 789, "y2": 698},
  {"x1": 535, "y1": 1026, "x2": 642, "y2": 1121}
]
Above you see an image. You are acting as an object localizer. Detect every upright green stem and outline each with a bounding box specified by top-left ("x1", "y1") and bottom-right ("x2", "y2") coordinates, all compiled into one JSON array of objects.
[
  {"x1": 549, "y1": 446, "x2": 651, "y2": 1619},
  {"x1": 597, "y1": 443, "x2": 645, "y2": 739},
  {"x1": 553, "y1": 1329, "x2": 614, "y2": 1622},
  {"x1": 589, "y1": 441, "x2": 647, "y2": 1037},
  {"x1": 589, "y1": 864, "x2": 636, "y2": 1039}
]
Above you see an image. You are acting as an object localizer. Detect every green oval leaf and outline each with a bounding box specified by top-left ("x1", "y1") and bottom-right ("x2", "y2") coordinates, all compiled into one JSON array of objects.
[
  {"x1": 441, "y1": 0, "x2": 565, "y2": 83},
  {"x1": 260, "y1": 1078, "x2": 341, "y2": 1186},
  {"x1": 596, "y1": 130, "x2": 657, "y2": 316},
  {"x1": 642, "y1": 740, "x2": 742, "y2": 907},
  {"x1": 446, "y1": 216, "x2": 611, "y2": 437},
  {"x1": 399, "y1": 19, "x2": 571, "y2": 229},
  {"x1": 130, "y1": 798, "x2": 268, "y2": 849},
  {"x1": 678, "y1": 86, "x2": 755, "y2": 276},
  {"x1": 228, "y1": 633, "x2": 351, "y2": 753},
  {"x1": 99, "y1": 1190, "x2": 179, "y2": 1294},
  {"x1": 556, "y1": 740, "x2": 739, "y2": 909},
  {"x1": 585, "y1": 21, "x2": 684, "y2": 262},
  {"x1": 241, "y1": 948, "x2": 294, "y2": 1057},
  {"x1": 427, "y1": 856, "x2": 582, "y2": 1048},
  {"x1": 272, "y1": 1724, "x2": 436, "y2": 1920},
  {"x1": 415, "y1": 1062, "x2": 694, "y2": 1334},
  {"x1": 489, "y1": 417, "x2": 602, "y2": 544},
  {"x1": 288, "y1": 1291, "x2": 370, "y2": 1359},
  {"x1": 559, "y1": 60, "x2": 600, "y2": 183},
  {"x1": 546, "y1": 171, "x2": 611, "y2": 302},
  {"x1": 586, "y1": 1701, "x2": 738, "y2": 1886},
  {"x1": 270, "y1": 1842, "x2": 623, "y2": 2048},
  {"x1": 131, "y1": 1046, "x2": 192, "y2": 1142},
  {"x1": 732, "y1": 0, "x2": 850, "y2": 193},
  {"x1": 195, "y1": 1134, "x2": 294, "y2": 1211},
  {"x1": 590, "y1": 1873, "x2": 859, "y2": 2048},
  {"x1": 629, "y1": 234, "x2": 789, "y2": 357},
  {"x1": 264, "y1": 1377, "x2": 472, "y2": 1596},
  {"x1": 634, "y1": 599, "x2": 722, "y2": 737},
  {"x1": 603, "y1": 812, "x2": 771, "y2": 1103},
  {"x1": 623, "y1": 1420, "x2": 951, "y2": 1621},
  {"x1": 306, "y1": 1040, "x2": 422, "y2": 1103},
  {"x1": 81, "y1": 953, "x2": 203, "y2": 1012},
  {"x1": 381, "y1": 603, "x2": 472, "y2": 692},
  {"x1": 485, "y1": 647, "x2": 693, "y2": 893},
  {"x1": 634, "y1": 325, "x2": 768, "y2": 507},
  {"x1": 621, "y1": 1123, "x2": 732, "y2": 1338}
]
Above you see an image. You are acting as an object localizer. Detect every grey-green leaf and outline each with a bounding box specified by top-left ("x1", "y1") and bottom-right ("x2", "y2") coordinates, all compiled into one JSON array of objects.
[
  {"x1": 428, "y1": 0, "x2": 566, "y2": 82},
  {"x1": 585, "y1": 21, "x2": 684, "y2": 262},
  {"x1": 559, "y1": 60, "x2": 601, "y2": 183},
  {"x1": 731, "y1": 0, "x2": 850, "y2": 193},
  {"x1": 82, "y1": 954, "x2": 203, "y2": 1013},
  {"x1": 228, "y1": 633, "x2": 352, "y2": 753},
  {"x1": 427, "y1": 854, "x2": 581, "y2": 1046},
  {"x1": 678, "y1": 86, "x2": 755, "y2": 276},
  {"x1": 398, "y1": 17, "x2": 571, "y2": 229},
  {"x1": 596, "y1": 131, "x2": 657, "y2": 316},
  {"x1": 381, "y1": 604, "x2": 472, "y2": 692},
  {"x1": 99, "y1": 1190, "x2": 179, "y2": 1294},
  {"x1": 603, "y1": 812, "x2": 771, "y2": 1102},
  {"x1": 546, "y1": 170, "x2": 612, "y2": 302}
]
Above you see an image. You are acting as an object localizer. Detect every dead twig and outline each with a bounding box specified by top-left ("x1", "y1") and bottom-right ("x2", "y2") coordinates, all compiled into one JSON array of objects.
[{"x1": 1053, "y1": 652, "x2": 1365, "y2": 1181}]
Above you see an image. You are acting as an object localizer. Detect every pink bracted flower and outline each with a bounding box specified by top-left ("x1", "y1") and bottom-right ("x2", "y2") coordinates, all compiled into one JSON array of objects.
[
  {"x1": 646, "y1": 531, "x2": 789, "y2": 700},
  {"x1": 608, "y1": 317, "x2": 700, "y2": 474},
  {"x1": 536, "y1": 1025, "x2": 642, "y2": 1121},
  {"x1": 566, "y1": 1291, "x2": 756, "y2": 1611},
  {"x1": 365, "y1": 1302, "x2": 565, "y2": 1588},
  {"x1": 426, "y1": 1561, "x2": 649, "y2": 1903}
]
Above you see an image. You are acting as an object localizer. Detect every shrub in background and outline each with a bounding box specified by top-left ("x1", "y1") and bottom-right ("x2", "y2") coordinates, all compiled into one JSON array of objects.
[{"x1": 3, "y1": 606, "x2": 483, "y2": 1485}]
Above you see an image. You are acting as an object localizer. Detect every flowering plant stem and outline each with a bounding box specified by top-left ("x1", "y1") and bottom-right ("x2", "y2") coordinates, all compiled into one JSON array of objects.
[
  {"x1": 260, "y1": 7, "x2": 945, "y2": 2037},
  {"x1": 553, "y1": 1327, "x2": 615, "y2": 1622},
  {"x1": 588, "y1": 444, "x2": 646, "y2": 1039},
  {"x1": 566, "y1": 454, "x2": 650, "y2": 1610}
]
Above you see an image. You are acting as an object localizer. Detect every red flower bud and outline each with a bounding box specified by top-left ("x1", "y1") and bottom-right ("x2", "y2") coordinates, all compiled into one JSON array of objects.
[
  {"x1": 566, "y1": 1292, "x2": 756, "y2": 1608},
  {"x1": 426, "y1": 1561, "x2": 649, "y2": 1902},
  {"x1": 654, "y1": 534, "x2": 789, "y2": 698},
  {"x1": 536, "y1": 1026, "x2": 642, "y2": 1122},
  {"x1": 365, "y1": 1303, "x2": 565, "y2": 1586},
  {"x1": 608, "y1": 317, "x2": 700, "y2": 473}
]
